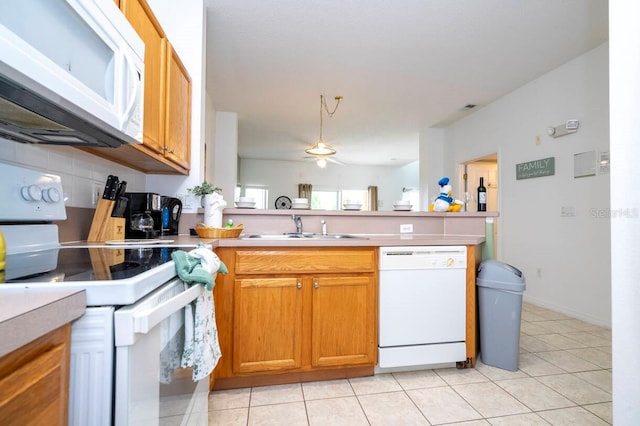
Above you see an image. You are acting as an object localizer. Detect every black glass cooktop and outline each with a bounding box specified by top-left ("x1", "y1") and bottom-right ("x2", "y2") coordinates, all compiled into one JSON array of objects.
[{"x1": 3, "y1": 246, "x2": 181, "y2": 283}]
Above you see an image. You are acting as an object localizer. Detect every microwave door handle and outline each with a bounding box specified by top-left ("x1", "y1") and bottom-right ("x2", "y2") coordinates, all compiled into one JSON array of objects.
[
  {"x1": 133, "y1": 284, "x2": 204, "y2": 334},
  {"x1": 120, "y1": 49, "x2": 140, "y2": 128}
]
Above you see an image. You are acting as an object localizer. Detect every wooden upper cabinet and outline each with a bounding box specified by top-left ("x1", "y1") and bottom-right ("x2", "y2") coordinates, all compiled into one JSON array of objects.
[
  {"x1": 164, "y1": 42, "x2": 191, "y2": 170},
  {"x1": 80, "y1": 0, "x2": 191, "y2": 175},
  {"x1": 122, "y1": 0, "x2": 166, "y2": 155}
]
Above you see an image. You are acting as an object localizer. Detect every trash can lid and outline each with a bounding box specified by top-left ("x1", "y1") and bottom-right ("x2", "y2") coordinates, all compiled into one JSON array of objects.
[{"x1": 477, "y1": 260, "x2": 526, "y2": 291}]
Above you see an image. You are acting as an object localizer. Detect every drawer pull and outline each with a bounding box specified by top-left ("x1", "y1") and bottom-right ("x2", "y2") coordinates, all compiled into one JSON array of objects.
[
  {"x1": 297, "y1": 282, "x2": 302, "y2": 289},
  {"x1": 314, "y1": 282, "x2": 319, "y2": 289}
]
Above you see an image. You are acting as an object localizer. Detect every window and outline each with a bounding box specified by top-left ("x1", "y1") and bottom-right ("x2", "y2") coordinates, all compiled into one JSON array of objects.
[
  {"x1": 240, "y1": 186, "x2": 268, "y2": 209},
  {"x1": 310, "y1": 189, "x2": 368, "y2": 210}
]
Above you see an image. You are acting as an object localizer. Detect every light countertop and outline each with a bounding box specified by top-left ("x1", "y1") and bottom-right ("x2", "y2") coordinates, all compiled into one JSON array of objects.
[
  {"x1": 0, "y1": 288, "x2": 86, "y2": 357},
  {"x1": 151, "y1": 233, "x2": 485, "y2": 248}
]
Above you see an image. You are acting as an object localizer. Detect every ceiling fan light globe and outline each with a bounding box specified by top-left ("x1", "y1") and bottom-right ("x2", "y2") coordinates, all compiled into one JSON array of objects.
[
  {"x1": 305, "y1": 142, "x2": 336, "y2": 156},
  {"x1": 316, "y1": 158, "x2": 327, "y2": 168}
]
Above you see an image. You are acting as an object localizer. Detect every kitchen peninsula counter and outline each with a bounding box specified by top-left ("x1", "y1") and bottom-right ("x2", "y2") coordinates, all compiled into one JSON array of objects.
[
  {"x1": 213, "y1": 233, "x2": 485, "y2": 247},
  {"x1": 175, "y1": 209, "x2": 497, "y2": 248}
]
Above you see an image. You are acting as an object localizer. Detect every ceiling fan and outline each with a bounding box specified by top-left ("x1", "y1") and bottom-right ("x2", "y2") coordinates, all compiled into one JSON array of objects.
[{"x1": 304, "y1": 95, "x2": 344, "y2": 167}]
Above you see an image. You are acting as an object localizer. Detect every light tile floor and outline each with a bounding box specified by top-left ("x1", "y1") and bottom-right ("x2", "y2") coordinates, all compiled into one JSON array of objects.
[{"x1": 205, "y1": 303, "x2": 612, "y2": 425}]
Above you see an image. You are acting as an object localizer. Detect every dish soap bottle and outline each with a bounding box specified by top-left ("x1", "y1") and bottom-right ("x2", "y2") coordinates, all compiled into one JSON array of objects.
[{"x1": 477, "y1": 177, "x2": 487, "y2": 212}]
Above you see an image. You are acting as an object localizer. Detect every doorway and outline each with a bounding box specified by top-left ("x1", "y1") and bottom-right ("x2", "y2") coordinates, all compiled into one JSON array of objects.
[{"x1": 460, "y1": 153, "x2": 499, "y2": 257}]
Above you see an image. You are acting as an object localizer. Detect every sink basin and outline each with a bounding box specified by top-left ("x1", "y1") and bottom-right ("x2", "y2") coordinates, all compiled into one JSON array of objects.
[
  {"x1": 241, "y1": 233, "x2": 368, "y2": 240},
  {"x1": 315, "y1": 234, "x2": 367, "y2": 239}
]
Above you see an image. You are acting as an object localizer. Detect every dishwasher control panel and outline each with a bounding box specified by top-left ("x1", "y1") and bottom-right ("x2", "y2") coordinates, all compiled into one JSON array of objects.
[{"x1": 379, "y1": 246, "x2": 467, "y2": 270}]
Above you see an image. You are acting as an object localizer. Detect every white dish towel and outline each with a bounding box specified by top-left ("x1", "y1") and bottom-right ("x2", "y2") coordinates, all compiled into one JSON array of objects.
[{"x1": 180, "y1": 247, "x2": 223, "y2": 381}]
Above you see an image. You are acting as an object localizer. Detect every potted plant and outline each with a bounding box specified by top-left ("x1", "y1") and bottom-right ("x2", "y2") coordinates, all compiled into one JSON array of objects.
[
  {"x1": 188, "y1": 182, "x2": 226, "y2": 227},
  {"x1": 187, "y1": 181, "x2": 222, "y2": 197}
]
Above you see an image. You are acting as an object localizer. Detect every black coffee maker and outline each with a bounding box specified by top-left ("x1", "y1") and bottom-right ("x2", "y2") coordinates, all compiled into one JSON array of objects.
[
  {"x1": 160, "y1": 196, "x2": 182, "y2": 235},
  {"x1": 123, "y1": 192, "x2": 162, "y2": 239}
]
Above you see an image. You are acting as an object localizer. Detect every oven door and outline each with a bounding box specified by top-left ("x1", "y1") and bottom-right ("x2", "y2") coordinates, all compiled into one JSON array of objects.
[{"x1": 113, "y1": 279, "x2": 208, "y2": 426}]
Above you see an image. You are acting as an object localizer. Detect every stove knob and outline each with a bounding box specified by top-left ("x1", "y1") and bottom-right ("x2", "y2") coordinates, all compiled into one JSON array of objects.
[
  {"x1": 21, "y1": 185, "x2": 43, "y2": 202},
  {"x1": 42, "y1": 187, "x2": 61, "y2": 203}
]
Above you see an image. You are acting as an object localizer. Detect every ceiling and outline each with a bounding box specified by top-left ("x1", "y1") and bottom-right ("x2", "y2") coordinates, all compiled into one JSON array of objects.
[{"x1": 204, "y1": 0, "x2": 608, "y2": 166}]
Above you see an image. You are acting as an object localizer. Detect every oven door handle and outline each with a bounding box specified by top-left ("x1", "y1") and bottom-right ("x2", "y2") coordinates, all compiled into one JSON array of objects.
[{"x1": 133, "y1": 284, "x2": 204, "y2": 334}]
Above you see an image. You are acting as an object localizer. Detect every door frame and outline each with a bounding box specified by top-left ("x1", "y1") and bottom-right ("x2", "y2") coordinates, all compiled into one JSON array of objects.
[{"x1": 458, "y1": 151, "x2": 501, "y2": 259}]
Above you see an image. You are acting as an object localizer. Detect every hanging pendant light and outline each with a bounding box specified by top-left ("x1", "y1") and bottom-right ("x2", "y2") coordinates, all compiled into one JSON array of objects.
[{"x1": 305, "y1": 95, "x2": 342, "y2": 157}]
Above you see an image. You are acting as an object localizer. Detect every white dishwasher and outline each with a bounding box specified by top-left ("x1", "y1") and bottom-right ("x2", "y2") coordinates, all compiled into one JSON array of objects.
[{"x1": 378, "y1": 246, "x2": 467, "y2": 369}]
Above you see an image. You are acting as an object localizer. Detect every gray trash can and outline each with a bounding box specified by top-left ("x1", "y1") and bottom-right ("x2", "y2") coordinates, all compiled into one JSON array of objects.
[{"x1": 477, "y1": 260, "x2": 526, "y2": 371}]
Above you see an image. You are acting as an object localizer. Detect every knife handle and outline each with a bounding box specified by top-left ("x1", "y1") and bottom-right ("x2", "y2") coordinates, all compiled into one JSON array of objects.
[{"x1": 102, "y1": 175, "x2": 116, "y2": 199}]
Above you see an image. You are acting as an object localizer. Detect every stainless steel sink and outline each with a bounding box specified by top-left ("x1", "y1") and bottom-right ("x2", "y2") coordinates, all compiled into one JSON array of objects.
[{"x1": 241, "y1": 233, "x2": 368, "y2": 240}]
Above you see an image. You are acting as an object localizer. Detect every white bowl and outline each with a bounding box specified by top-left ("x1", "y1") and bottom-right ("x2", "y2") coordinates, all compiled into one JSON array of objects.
[
  {"x1": 293, "y1": 198, "x2": 308, "y2": 204},
  {"x1": 344, "y1": 199, "x2": 359, "y2": 205},
  {"x1": 292, "y1": 203, "x2": 309, "y2": 209},
  {"x1": 235, "y1": 201, "x2": 256, "y2": 208},
  {"x1": 394, "y1": 200, "x2": 411, "y2": 206},
  {"x1": 343, "y1": 204, "x2": 362, "y2": 210},
  {"x1": 239, "y1": 197, "x2": 254, "y2": 203},
  {"x1": 393, "y1": 204, "x2": 412, "y2": 210}
]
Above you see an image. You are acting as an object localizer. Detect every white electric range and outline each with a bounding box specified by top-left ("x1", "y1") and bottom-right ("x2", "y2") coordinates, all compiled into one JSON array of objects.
[{"x1": 0, "y1": 162, "x2": 209, "y2": 426}]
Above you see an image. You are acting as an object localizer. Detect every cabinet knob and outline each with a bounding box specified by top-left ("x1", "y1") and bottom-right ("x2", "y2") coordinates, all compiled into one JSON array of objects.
[
  {"x1": 314, "y1": 282, "x2": 319, "y2": 289},
  {"x1": 297, "y1": 282, "x2": 302, "y2": 289}
]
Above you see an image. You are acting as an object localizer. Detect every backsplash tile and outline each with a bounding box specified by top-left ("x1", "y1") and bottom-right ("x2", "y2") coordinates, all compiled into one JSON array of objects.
[{"x1": 0, "y1": 138, "x2": 146, "y2": 208}]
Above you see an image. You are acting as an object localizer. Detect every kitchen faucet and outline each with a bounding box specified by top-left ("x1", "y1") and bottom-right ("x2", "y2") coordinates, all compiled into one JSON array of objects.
[{"x1": 292, "y1": 214, "x2": 303, "y2": 234}]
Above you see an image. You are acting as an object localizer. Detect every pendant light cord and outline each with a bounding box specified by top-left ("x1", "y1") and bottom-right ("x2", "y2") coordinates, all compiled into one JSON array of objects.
[{"x1": 319, "y1": 95, "x2": 343, "y2": 141}]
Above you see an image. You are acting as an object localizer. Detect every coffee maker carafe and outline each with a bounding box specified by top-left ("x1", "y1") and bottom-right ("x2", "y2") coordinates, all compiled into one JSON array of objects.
[{"x1": 124, "y1": 192, "x2": 162, "y2": 239}]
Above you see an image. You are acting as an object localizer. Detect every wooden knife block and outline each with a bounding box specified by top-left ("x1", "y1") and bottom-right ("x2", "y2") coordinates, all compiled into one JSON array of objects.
[{"x1": 87, "y1": 199, "x2": 126, "y2": 242}]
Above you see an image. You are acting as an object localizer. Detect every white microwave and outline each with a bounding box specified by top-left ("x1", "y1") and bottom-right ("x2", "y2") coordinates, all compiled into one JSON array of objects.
[{"x1": 0, "y1": 0, "x2": 144, "y2": 147}]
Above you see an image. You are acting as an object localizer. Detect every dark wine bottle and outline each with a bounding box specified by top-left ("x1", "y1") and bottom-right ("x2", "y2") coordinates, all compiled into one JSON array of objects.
[{"x1": 477, "y1": 177, "x2": 487, "y2": 212}]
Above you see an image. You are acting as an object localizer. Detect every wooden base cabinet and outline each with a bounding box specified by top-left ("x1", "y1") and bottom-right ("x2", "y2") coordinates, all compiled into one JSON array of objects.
[
  {"x1": 233, "y1": 277, "x2": 304, "y2": 374},
  {"x1": 212, "y1": 247, "x2": 378, "y2": 390},
  {"x1": 0, "y1": 324, "x2": 72, "y2": 426},
  {"x1": 311, "y1": 275, "x2": 376, "y2": 368}
]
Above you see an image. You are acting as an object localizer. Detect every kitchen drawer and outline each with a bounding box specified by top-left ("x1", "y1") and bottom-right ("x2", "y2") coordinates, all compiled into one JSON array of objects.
[{"x1": 235, "y1": 248, "x2": 376, "y2": 274}]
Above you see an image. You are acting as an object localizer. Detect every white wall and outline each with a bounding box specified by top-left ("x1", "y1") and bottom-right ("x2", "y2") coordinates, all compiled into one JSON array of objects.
[
  {"x1": 448, "y1": 43, "x2": 611, "y2": 327},
  {"x1": 239, "y1": 158, "x2": 419, "y2": 210},
  {"x1": 419, "y1": 128, "x2": 447, "y2": 210},
  {"x1": 610, "y1": 0, "x2": 640, "y2": 421},
  {"x1": 214, "y1": 112, "x2": 238, "y2": 203},
  {"x1": 145, "y1": 0, "x2": 207, "y2": 204}
]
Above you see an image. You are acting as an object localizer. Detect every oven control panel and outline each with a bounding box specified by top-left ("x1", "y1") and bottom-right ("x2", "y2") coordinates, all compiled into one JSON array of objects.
[{"x1": 0, "y1": 161, "x2": 66, "y2": 221}]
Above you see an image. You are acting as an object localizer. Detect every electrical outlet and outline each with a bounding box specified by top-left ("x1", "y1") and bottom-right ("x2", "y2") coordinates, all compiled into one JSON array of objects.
[
  {"x1": 92, "y1": 182, "x2": 102, "y2": 206},
  {"x1": 560, "y1": 206, "x2": 576, "y2": 217},
  {"x1": 400, "y1": 223, "x2": 413, "y2": 233}
]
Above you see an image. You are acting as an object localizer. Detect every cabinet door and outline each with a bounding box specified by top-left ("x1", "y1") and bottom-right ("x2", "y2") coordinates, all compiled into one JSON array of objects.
[
  {"x1": 121, "y1": 0, "x2": 166, "y2": 154},
  {"x1": 0, "y1": 325, "x2": 71, "y2": 426},
  {"x1": 164, "y1": 42, "x2": 191, "y2": 170},
  {"x1": 311, "y1": 276, "x2": 376, "y2": 367},
  {"x1": 233, "y1": 277, "x2": 304, "y2": 374}
]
